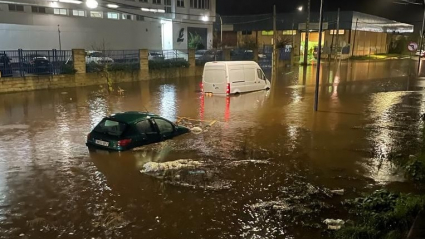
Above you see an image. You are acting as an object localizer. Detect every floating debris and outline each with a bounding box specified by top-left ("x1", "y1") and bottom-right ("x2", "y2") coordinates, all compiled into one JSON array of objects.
[
  {"x1": 191, "y1": 127, "x2": 203, "y2": 134},
  {"x1": 323, "y1": 219, "x2": 345, "y2": 230},
  {"x1": 330, "y1": 189, "x2": 345, "y2": 196},
  {"x1": 141, "y1": 159, "x2": 203, "y2": 173}
]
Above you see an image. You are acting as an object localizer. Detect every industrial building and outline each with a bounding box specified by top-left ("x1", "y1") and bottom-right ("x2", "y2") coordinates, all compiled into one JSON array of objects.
[{"x1": 0, "y1": 0, "x2": 216, "y2": 50}]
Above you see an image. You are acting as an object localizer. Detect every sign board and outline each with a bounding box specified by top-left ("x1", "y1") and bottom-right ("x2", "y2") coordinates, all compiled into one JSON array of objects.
[
  {"x1": 279, "y1": 45, "x2": 292, "y2": 60},
  {"x1": 408, "y1": 42, "x2": 418, "y2": 52},
  {"x1": 298, "y1": 22, "x2": 329, "y2": 31},
  {"x1": 222, "y1": 24, "x2": 234, "y2": 32}
]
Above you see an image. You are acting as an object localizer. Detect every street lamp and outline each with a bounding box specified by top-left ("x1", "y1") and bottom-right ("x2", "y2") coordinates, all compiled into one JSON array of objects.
[
  {"x1": 85, "y1": 0, "x2": 98, "y2": 9},
  {"x1": 298, "y1": 6, "x2": 303, "y2": 12}
]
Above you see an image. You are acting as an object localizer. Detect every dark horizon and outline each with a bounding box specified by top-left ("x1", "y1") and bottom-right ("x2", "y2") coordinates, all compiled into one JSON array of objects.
[{"x1": 216, "y1": 0, "x2": 422, "y2": 27}]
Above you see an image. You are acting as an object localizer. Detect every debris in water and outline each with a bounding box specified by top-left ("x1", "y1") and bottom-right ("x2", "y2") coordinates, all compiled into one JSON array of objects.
[
  {"x1": 191, "y1": 127, "x2": 203, "y2": 134},
  {"x1": 323, "y1": 219, "x2": 345, "y2": 230},
  {"x1": 250, "y1": 201, "x2": 291, "y2": 211},
  {"x1": 330, "y1": 189, "x2": 345, "y2": 196},
  {"x1": 141, "y1": 160, "x2": 203, "y2": 173}
]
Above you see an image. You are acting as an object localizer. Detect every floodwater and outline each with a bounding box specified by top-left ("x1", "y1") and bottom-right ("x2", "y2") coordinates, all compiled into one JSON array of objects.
[{"x1": 0, "y1": 59, "x2": 424, "y2": 239}]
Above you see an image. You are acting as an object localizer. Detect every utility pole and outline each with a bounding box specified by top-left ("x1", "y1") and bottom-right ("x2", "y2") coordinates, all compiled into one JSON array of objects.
[
  {"x1": 314, "y1": 0, "x2": 324, "y2": 112},
  {"x1": 351, "y1": 18, "x2": 358, "y2": 56},
  {"x1": 219, "y1": 15, "x2": 223, "y2": 49},
  {"x1": 418, "y1": 2, "x2": 425, "y2": 74},
  {"x1": 335, "y1": 8, "x2": 340, "y2": 60},
  {"x1": 272, "y1": 5, "x2": 277, "y2": 83},
  {"x1": 303, "y1": 0, "x2": 310, "y2": 65},
  {"x1": 58, "y1": 24, "x2": 62, "y2": 51}
]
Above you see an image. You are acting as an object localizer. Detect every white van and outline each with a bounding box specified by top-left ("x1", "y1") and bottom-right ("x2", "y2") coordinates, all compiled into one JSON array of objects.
[{"x1": 202, "y1": 61, "x2": 271, "y2": 95}]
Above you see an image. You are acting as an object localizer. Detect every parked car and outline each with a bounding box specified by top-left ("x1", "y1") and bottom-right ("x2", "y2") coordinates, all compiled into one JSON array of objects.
[
  {"x1": 163, "y1": 50, "x2": 188, "y2": 61},
  {"x1": 202, "y1": 61, "x2": 271, "y2": 95},
  {"x1": 195, "y1": 50, "x2": 208, "y2": 60},
  {"x1": 416, "y1": 50, "x2": 425, "y2": 57},
  {"x1": 22, "y1": 54, "x2": 52, "y2": 74},
  {"x1": 231, "y1": 49, "x2": 254, "y2": 60},
  {"x1": 148, "y1": 51, "x2": 165, "y2": 61},
  {"x1": 86, "y1": 51, "x2": 114, "y2": 64},
  {"x1": 195, "y1": 49, "x2": 224, "y2": 65},
  {"x1": 86, "y1": 111, "x2": 190, "y2": 151},
  {"x1": 0, "y1": 53, "x2": 13, "y2": 77}
]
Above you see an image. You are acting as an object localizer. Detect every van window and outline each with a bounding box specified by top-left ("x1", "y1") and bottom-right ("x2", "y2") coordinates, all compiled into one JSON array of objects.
[
  {"x1": 257, "y1": 69, "x2": 263, "y2": 80},
  {"x1": 244, "y1": 68, "x2": 256, "y2": 82},
  {"x1": 229, "y1": 69, "x2": 244, "y2": 83},
  {"x1": 204, "y1": 69, "x2": 225, "y2": 84}
]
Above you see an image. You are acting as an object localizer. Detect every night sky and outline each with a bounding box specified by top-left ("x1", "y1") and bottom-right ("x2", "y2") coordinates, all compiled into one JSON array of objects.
[{"x1": 217, "y1": 0, "x2": 422, "y2": 27}]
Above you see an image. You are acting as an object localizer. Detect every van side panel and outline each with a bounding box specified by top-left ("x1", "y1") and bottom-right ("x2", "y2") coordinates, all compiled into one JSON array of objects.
[
  {"x1": 228, "y1": 64, "x2": 245, "y2": 93},
  {"x1": 243, "y1": 65, "x2": 257, "y2": 92},
  {"x1": 203, "y1": 63, "x2": 227, "y2": 94}
]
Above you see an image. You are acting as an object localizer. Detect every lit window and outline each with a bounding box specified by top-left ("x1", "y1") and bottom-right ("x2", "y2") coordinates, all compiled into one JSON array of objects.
[
  {"x1": 190, "y1": 0, "x2": 209, "y2": 9},
  {"x1": 330, "y1": 30, "x2": 345, "y2": 35},
  {"x1": 90, "y1": 11, "x2": 103, "y2": 18},
  {"x1": 177, "y1": 0, "x2": 184, "y2": 7},
  {"x1": 107, "y1": 12, "x2": 119, "y2": 19},
  {"x1": 122, "y1": 14, "x2": 133, "y2": 20},
  {"x1": 282, "y1": 30, "x2": 296, "y2": 35},
  {"x1": 8, "y1": 4, "x2": 24, "y2": 12},
  {"x1": 73, "y1": 10, "x2": 85, "y2": 17},
  {"x1": 262, "y1": 31, "x2": 274, "y2": 36},
  {"x1": 54, "y1": 8, "x2": 68, "y2": 15},
  {"x1": 32, "y1": 6, "x2": 46, "y2": 14},
  {"x1": 153, "y1": 0, "x2": 161, "y2": 4}
]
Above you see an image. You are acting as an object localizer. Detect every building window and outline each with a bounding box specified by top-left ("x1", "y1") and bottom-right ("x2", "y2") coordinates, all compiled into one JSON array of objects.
[
  {"x1": 262, "y1": 31, "x2": 274, "y2": 36},
  {"x1": 73, "y1": 10, "x2": 85, "y2": 17},
  {"x1": 190, "y1": 0, "x2": 209, "y2": 9},
  {"x1": 122, "y1": 14, "x2": 133, "y2": 20},
  {"x1": 330, "y1": 30, "x2": 345, "y2": 35},
  {"x1": 165, "y1": 0, "x2": 171, "y2": 5},
  {"x1": 140, "y1": 0, "x2": 148, "y2": 2},
  {"x1": 107, "y1": 12, "x2": 119, "y2": 19},
  {"x1": 153, "y1": 0, "x2": 161, "y2": 4},
  {"x1": 177, "y1": 0, "x2": 184, "y2": 7},
  {"x1": 282, "y1": 30, "x2": 296, "y2": 35},
  {"x1": 9, "y1": 4, "x2": 24, "y2": 12},
  {"x1": 90, "y1": 11, "x2": 103, "y2": 18},
  {"x1": 136, "y1": 15, "x2": 145, "y2": 21},
  {"x1": 241, "y1": 31, "x2": 252, "y2": 35},
  {"x1": 165, "y1": 7, "x2": 171, "y2": 13},
  {"x1": 54, "y1": 8, "x2": 68, "y2": 15},
  {"x1": 31, "y1": 6, "x2": 46, "y2": 14}
]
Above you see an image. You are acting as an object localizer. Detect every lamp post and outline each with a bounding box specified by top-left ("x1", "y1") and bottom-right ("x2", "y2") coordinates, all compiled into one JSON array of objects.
[
  {"x1": 418, "y1": 0, "x2": 425, "y2": 73},
  {"x1": 303, "y1": 0, "x2": 310, "y2": 65},
  {"x1": 219, "y1": 15, "x2": 223, "y2": 49},
  {"x1": 314, "y1": 0, "x2": 324, "y2": 111}
]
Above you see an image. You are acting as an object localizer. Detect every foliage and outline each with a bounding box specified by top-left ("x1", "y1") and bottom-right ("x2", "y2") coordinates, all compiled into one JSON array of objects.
[
  {"x1": 148, "y1": 59, "x2": 189, "y2": 70},
  {"x1": 86, "y1": 62, "x2": 139, "y2": 73},
  {"x1": 276, "y1": 36, "x2": 292, "y2": 49},
  {"x1": 61, "y1": 64, "x2": 77, "y2": 74},
  {"x1": 405, "y1": 154, "x2": 425, "y2": 181},
  {"x1": 335, "y1": 190, "x2": 425, "y2": 239},
  {"x1": 389, "y1": 35, "x2": 408, "y2": 54},
  {"x1": 188, "y1": 32, "x2": 205, "y2": 50}
]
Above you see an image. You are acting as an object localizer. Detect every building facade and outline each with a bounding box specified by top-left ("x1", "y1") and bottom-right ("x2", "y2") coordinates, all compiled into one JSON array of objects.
[
  {"x1": 216, "y1": 11, "x2": 414, "y2": 56},
  {"x1": 0, "y1": 0, "x2": 215, "y2": 50}
]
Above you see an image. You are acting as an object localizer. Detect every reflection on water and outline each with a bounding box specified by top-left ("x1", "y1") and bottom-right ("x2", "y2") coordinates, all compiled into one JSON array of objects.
[{"x1": 0, "y1": 60, "x2": 422, "y2": 239}]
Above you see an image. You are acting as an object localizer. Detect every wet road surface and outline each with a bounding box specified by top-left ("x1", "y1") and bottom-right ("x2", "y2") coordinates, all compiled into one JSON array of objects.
[{"x1": 0, "y1": 59, "x2": 424, "y2": 238}]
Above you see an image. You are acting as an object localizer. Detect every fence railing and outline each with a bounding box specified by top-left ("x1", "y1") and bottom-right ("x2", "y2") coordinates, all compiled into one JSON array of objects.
[{"x1": 0, "y1": 49, "x2": 73, "y2": 77}]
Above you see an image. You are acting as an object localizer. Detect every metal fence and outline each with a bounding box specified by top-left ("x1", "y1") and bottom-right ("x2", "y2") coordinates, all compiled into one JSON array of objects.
[
  {"x1": 0, "y1": 49, "x2": 73, "y2": 78},
  {"x1": 85, "y1": 50, "x2": 140, "y2": 73}
]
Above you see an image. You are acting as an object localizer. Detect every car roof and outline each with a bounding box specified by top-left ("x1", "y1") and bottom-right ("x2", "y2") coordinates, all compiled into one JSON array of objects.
[{"x1": 107, "y1": 111, "x2": 159, "y2": 124}]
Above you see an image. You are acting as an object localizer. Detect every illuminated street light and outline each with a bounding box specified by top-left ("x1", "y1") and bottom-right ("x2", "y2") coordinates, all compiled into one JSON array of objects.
[
  {"x1": 298, "y1": 6, "x2": 303, "y2": 11},
  {"x1": 106, "y1": 4, "x2": 119, "y2": 8},
  {"x1": 201, "y1": 15, "x2": 209, "y2": 22},
  {"x1": 85, "y1": 0, "x2": 98, "y2": 9},
  {"x1": 59, "y1": 0, "x2": 82, "y2": 3}
]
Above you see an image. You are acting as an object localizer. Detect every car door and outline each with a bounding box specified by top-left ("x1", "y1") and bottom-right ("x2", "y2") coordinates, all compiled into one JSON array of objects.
[
  {"x1": 152, "y1": 118, "x2": 175, "y2": 140},
  {"x1": 135, "y1": 119, "x2": 161, "y2": 146}
]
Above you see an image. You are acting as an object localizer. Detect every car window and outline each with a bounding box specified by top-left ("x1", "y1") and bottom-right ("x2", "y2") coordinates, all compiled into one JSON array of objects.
[
  {"x1": 91, "y1": 52, "x2": 104, "y2": 57},
  {"x1": 154, "y1": 118, "x2": 174, "y2": 134},
  {"x1": 257, "y1": 69, "x2": 263, "y2": 80},
  {"x1": 94, "y1": 119, "x2": 127, "y2": 136},
  {"x1": 136, "y1": 120, "x2": 155, "y2": 134}
]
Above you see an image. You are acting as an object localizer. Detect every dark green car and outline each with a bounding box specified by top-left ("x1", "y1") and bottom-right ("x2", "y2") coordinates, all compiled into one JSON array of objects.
[{"x1": 86, "y1": 111, "x2": 190, "y2": 151}]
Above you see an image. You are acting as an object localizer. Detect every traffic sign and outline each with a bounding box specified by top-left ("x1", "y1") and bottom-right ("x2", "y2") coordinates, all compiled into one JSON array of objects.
[{"x1": 408, "y1": 42, "x2": 418, "y2": 52}]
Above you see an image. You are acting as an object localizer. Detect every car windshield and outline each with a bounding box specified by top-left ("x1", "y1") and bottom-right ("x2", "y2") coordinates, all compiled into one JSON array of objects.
[
  {"x1": 90, "y1": 52, "x2": 104, "y2": 57},
  {"x1": 94, "y1": 119, "x2": 127, "y2": 136},
  {"x1": 150, "y1": 52, "x2": 163, "y2": 56}
]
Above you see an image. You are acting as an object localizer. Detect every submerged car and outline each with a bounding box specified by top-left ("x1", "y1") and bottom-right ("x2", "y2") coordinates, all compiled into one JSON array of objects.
[{"x1": 86, "y1": 112, "x2": 190, "y2": 151}]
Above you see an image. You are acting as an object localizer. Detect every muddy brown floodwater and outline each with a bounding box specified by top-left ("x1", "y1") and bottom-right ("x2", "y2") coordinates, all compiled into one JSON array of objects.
[{"x1": 0, "y1": 59, "x2": 424, "y2": 239}]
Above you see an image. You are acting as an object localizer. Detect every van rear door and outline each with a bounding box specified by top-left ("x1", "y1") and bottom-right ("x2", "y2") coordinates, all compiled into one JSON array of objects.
[{"x1": 203, "y1": 64, "x2": 227, "y2": 94}]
